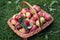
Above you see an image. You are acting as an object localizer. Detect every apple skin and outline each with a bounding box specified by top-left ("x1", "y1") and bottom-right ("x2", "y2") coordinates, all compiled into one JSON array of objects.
[
  {"x1": 24, "y1": 20, "x2": 30, "y2": 26},
  {"x1": 30, "y1": 25, "x2": 37, "y2": 32},
  {"x1": 11, "y1": 19, "x2": 18, "y2": 25},
  {"x1": 40, "y1": 17, "x2": 45, "y2": 24},
  {"x1": 38, "y1": 11, "x2": 43, "y2": 17},
  {"x1": 21, "y1": 8, "x2": 28, "y2": 14},
  {"x1": 12, "y1": 14, "x2": 21, "y2": 20},
  {"x1": 43, "y1": 13, "x2": 51, "y2": 21},
  {"x1": 15, "y1": 15, "x2": 21, "y2": 20},
  {"x1": 19, "y1": 28, "x2": 27, "y2": 34},
  {"x1": 26, "y1": 18, "x2": 30, "y2": 21},
  {"x1": 29, "y1": 8, "x2": 34, "y2": 14},
  {"x1": 33, "y1": 14, "x2": 39, "y2": 21},
  {"x1": 26, "y1": 12, "x2": 32, "y2": 18},
  {"x1": 23, "y1": 13, "x2": 26, "y2": 17},
  {"x1": 18, "y1": 12, "x2": 23, "y2": 17},
  {"x1": 36, "y1": 20, "x2": 40, "y2": 26},
  {"x1": 30, "y1": 17, "x2": 35, "y2": 25},
  {"x1": 33, "y1": 5, "x2": 41, "y2": 12},
  {"x1": 16, "y1": 24, "x2": 22, "y2": 30}
]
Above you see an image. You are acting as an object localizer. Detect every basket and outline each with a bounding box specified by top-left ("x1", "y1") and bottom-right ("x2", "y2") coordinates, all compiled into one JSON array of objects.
[{"x1": 7, "y1": 1, "x2": 53, "y2": 40}]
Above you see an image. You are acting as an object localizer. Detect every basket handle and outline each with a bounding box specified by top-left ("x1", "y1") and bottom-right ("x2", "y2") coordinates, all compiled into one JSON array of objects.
[
  {"x1": 21, "y1": 1, "x2": 41, "y2": 28},
  {"x1": 21, "y1": 1, "x2": 36, "y2": 14}
]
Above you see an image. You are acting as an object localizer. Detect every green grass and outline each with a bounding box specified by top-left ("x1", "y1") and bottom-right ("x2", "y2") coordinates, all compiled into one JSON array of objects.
[{"x1": 0, "y1": 0, "x2": 60, "y2": 40}]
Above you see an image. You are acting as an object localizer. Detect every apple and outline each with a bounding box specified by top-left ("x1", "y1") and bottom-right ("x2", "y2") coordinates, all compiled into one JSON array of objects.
[
  {"x1": 29, "y1": 8, "x2": 34, "y2": 14},
  {"x1": 24, "y1": 20, "x2": 30, "y2": 26},
  {"x1": 30, "y1": 25, "x2": 37, "y2": 31},
  {"x1": 33, "y1": 14, "x2": 39, "y2": 21},
  {"x1": 13, "y1": 14, "x2": 21, "y2": 20},
  {"x1": 18, "y1": 12, "x2": 22, "y2": 15},
  {"x1": 18, "y1": 12, "x2": 23, "y2": 17},
  {"x1": 19, "y1": 28, "x2": 27, "y2": 34},
  {"x1": 16, "y1": 24, "x2": 22, "y2": 30},
  {"x1": 38, "y1": 11, "x2": 43, "y2": 17},
  {"x1": 11, "y1": 19, "x2": 18, "y2": 25},
  {"x1": 36, "y1": 20, "x2": 40, "y2": 26},
  {"x1": 33, "y1": 5, "x2": 41, "y2": 12},
  {"x1": 40, "y1": 17, "x2": 45, "y2": 24},
  {"x1": 26, "y1": 12, "x2": 32, "y2": 18},
  {"x1": 12, "y1": 14, "x2": 16, "y2": 19},
  {"x1": 21, "y1": 8, "x2": 28, "y2": 14},
  {"x1": 43, "y1": 13, "x2": 51, "y2": 21},
  {"x1": 23, "y1": 13, "x2": 26, "y2": 17},
  {"x1": 30, "y1": 18, "x2": 35, "y2": 25},
  {"x1": 26, "y1": 18, "x2": 30, "y2": 21},
  {"x1": 15, "y1": 15, "x2": 21, "y2": 20}
]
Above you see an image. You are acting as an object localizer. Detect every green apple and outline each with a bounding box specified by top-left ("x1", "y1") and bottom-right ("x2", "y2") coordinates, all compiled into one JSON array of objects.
[
  {"x1": 40, "y1": 17, "x2": 45, "y2": 24},
  {"x1": 36, "y1": 20, "x2": 40, "y2": 26}
]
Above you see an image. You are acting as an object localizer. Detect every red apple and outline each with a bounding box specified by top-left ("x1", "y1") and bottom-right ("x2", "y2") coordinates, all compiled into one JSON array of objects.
[
  {"x1": 33, "y1": 14, "x2": 39, "y2": 21},
  {"x1": 29, "y1": 8, "x2": 34, "y2": 14},
  {"x1": 36, "y1": 20, "x2": 40, "y2": 26},
  {"x1": 18, "y1": 12, "x2": 23, "y2": 17},
  {"x1": 16, "y1": 24, "x2": 22, "y2": 30},
  {"x1": 15, "y1": 15, "x2": 21, "y2": 20},
  {"x1": 11, "y1": 19, "x2": 18, "y2": 25},
  {"x1": 30, "y1": 18, "x2": 35, "y2": 25},
  {"x1": 18, "y1": 12, "x2": 22, "y2": 15},
  {"x1": 33, "y1": 5, "x2": 41, "y2": 12},
  {"x1": 30, "y1": 25, "x2": 37, "y2": 31},
  {"x1": 21, "y1": 8, "x2": 28, "y2": 14},
  {"x1": 23, "y1": 13, "x2": 26, "y2": 17},
  {"x1": 13, "y1": 14, "x2": 21, "y2": 20},
  {"x1": 26, "y1": 12, "x2": 32, "y2": 18},
  {"x1": 43, "y1": 13, "x2": 51, "y2": 21},
  {"x1": 38, "y1": 11, "x2": 43, "y2": 17},
  {"x1": 24, "y1": 20, "x2": 30, "y2": 26}
]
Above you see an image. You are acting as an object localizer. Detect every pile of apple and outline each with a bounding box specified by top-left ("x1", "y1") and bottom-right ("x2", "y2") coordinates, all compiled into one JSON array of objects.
[{"x1": 11, "y1": 5, "x2": 51, "y2": 34}]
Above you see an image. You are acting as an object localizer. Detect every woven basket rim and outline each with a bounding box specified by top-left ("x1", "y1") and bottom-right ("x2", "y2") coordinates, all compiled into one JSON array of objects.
[{"x1": 7, "y1": 9, "x2": 53, "y2": 38}]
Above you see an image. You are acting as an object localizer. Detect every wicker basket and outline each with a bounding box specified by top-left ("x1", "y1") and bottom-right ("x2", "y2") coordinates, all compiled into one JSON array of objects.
[{"x1": 7, "y1": 1, "x2": 53, "y2": 40}]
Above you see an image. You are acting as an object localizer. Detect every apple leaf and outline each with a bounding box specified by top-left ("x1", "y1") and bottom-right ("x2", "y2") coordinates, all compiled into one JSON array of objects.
[
  {"x1": 19, "y1": 17, "x2": 24, "y2": 23},
  {"x1": 19, "y1": 17, "x2": 28, "y2": 30}
]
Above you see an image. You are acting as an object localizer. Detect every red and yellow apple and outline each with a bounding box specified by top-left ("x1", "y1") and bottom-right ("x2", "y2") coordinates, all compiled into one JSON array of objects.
[
  {"x1": 26, "y1": 18, "x2": 30, "y2": 21},
  {"x1": 38, "y1": 11, "x2": 43, "y2": 17},
  {"x1": 24, "y1": 20, "x2": 30, "y2": 26},
  {"x1": 33, "y1": 5, "x2": 41, "y2": 12},
  {"x1": 30, "y1": 25, "x2": 37, "y2": 31},
  {"x1": 21, "y1": 8, "x2": 28, "y2": 14},
  {"x1": 29, "y1": 8, "x2": 34, "y2": 14},
  {"x1": 12, "y1": 14, "x2": 21, "y2": 20},
  {"x1": 43, "y1": 13, "x2": 51, "y2": 21},
  {"x1": 26, "y1": 12, "x2": 32, "y2": 18},
  {"x1": 16, "y1": 24, "x2": 22, "y2": 30},
  {"x1": 33, "y1": 14, "x2": 39, "y2": 21},
  {"x1": 30, "y1": 17, "x2": 35, "y2": 25},
  {"x1": 19, "y1": 28, "x2": 27, "y2": 34},
  {"x1": 36, "y1": 20, "x2": 40, "y2": 26},
  {"x1": 11, "y1": 19, "x2": 18, "y2": 25}
]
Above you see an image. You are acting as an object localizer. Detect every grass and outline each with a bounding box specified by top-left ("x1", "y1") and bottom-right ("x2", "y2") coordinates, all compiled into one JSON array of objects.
[{"x1": 0, "y1": 0, "x2": 60, "y2": 40}]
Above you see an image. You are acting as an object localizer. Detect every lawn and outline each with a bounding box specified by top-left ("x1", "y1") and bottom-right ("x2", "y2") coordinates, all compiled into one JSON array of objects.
[{"x1": 0, "y1": 0, "x2": 60, "y2": 40}]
